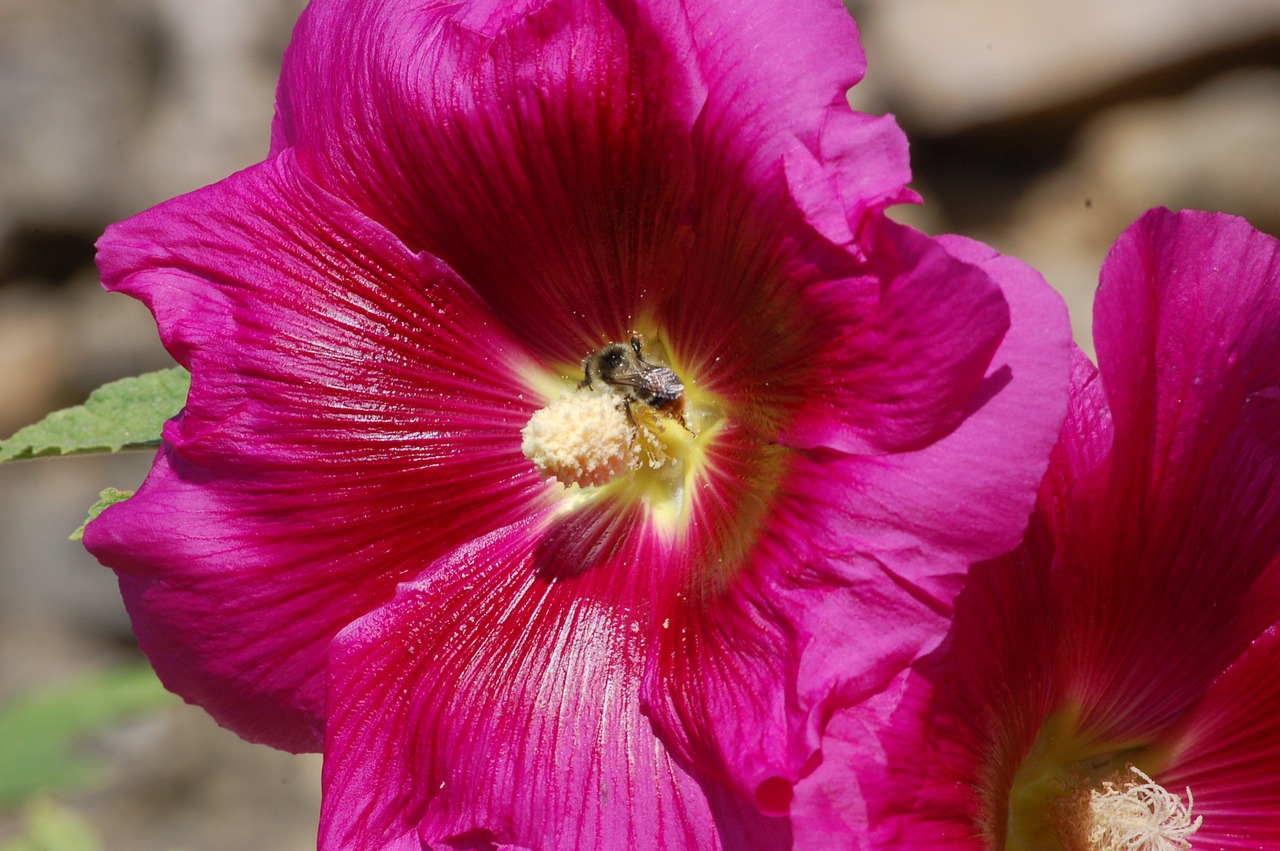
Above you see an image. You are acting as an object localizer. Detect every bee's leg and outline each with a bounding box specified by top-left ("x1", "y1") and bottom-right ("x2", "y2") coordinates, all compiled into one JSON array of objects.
[
  {"x1": 630, "y1": 336, "x2": 644, "y2": 356},
  {"x1": 623, "y1": 398, "x2": 638, "y2": 427},
  {"x1": 662, "y1": 400, "x2": 693, "y2": 434}
]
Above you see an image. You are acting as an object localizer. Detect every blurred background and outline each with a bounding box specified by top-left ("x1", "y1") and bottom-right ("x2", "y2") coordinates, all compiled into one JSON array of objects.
[{"x1": 1, "y1": 0, "x2": 1277, "y2": 847}]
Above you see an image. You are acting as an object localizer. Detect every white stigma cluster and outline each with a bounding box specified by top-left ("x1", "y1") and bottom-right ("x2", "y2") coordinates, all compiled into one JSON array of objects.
[
  {"x1": 1086, "y1": 766, "x2": 1202, "y2": 850},
  {"x1": 521, "y1": 391, "x2": 635, "y2": 488}
]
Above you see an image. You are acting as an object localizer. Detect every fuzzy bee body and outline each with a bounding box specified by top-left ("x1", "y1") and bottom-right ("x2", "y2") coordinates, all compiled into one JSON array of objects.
[{"x1": 580, "y1": 336, "x2": 688, "y2": 428}]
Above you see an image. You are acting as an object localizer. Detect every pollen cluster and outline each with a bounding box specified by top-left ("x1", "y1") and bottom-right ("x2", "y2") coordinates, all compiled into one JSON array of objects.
[
  {"x1": 1085, "y1": 767, "x2": 1201, "y2": 851},
  {"x1": 521, "y1": 391, "x2": 635, "y2": 488}
]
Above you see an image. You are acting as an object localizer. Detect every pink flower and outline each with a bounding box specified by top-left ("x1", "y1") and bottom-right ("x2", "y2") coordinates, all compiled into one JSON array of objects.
[
  {"x1": 86, "y1": 0, "x2": 1069, "y2": 847},
  {"x1": 833, "y1": 209, "x2": 1280, "y2": 849}
]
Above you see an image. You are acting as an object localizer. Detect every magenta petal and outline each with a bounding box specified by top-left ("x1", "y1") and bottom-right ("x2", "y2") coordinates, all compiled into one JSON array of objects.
[
  {"x1": 790, "y1": 674, "x2": 914, "y2": 851},
  {"x1": 783, "y1": 111, "x2": 916, "y2": 249},
  {"x1": 683, "y1": 0, "x2": 871, "y2": 188},
  {"x1": 86, "y1": 151, "x2": 544, "y2": 751},
  {"x1": 880, "y1": 530, "x2": 1061, "y2": 850},
  {"x1": 274, "y1": 0, "x2": 917, "y2": 376},
  {"x1": 1058, "y1": 209, "x2": 1280, "y2": 738},
  {"x1": 641, "y1": 543, "x2": 957, "y2": 822},
  {"x1": 1094, "y1": 208, "x2": 1280, "y2": 515},
  {"x1": 812, "y1": 231, "x2": 1071, "y2": 584},
  {"x1": 640, "y1": 556, "x2": 817, "y2": 815},
  {"x1": 275, "y1": 0, "x2": 706, "y2": 361},
  {"x1": 781, "y1": 219, "x2": 1018, "y2": 455},
  {"x1": 1159, "y1": 622, "x2": 1280, "y2": 848},
  {"x1": 843, "y1": 357, "x2": 1104, "y2": 843},
  {"x1": 816, "y1": 109, "x2": 919, "y2": 223},
  {"x1": 320, "y1": 517, "x2": 788, "y2": 851},
  {"x1": 1035, "y1": 347, "x2": 1112, "y2": 545},
  {"x1": 1087, "y1": 208, "x2": 1280, "y2": 584}
]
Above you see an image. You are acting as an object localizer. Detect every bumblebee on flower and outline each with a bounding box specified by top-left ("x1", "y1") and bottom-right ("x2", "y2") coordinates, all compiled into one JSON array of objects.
[
  {"x1": 521, "y1": 333, "x2": 694, "y2": 491},
  {"x1": 577, "y1": 335, "x2": 688, "y2": 431}
]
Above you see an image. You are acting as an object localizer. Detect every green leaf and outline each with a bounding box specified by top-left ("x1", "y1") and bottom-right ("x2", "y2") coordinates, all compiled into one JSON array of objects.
[
  {"x1": 0, "y1": 368, "x2": 190, "y2": 462},
  {"x1": 0, "y1": 664, "x2": 175, "y2": 807},
  {"x1": 68, "y1": 488, "x2": 134, "y2": 542},
  {"x1": 0, "y1": 798, "x2": 104, "y2": 851}
]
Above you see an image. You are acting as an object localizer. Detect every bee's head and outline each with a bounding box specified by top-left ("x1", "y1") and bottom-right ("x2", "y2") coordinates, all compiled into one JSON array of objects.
[{"x1": 595, "y1": 343, "x2": 631, "y2": 379}]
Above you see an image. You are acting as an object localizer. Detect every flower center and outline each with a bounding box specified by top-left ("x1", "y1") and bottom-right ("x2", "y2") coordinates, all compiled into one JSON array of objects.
[
  {"x1": 520, "y1": 335, "x2": 722, "y2": 526},
  {"x1": 1004, "y1": 711, "x2": 1202, "y2": 850}
]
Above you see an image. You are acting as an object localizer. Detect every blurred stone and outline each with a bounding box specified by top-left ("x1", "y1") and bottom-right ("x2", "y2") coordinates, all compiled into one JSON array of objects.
[
  {"x1": 0, "y1": 0, "x2": 304, "y2": 275},
  {"x1": 0, "y1": 604, "x2": 131, "y2": 704},
  {"x1": 851, "y1": 0, "x2": 1280, "y2": 133},
  {"x1": 1064, "y1": 70, "x2": 1280, "y2": 234},
  {"x1": 0, "y1": 285, "x2": 69, "y2": 436},
  {"x1": 63, "y1": 269, "x2": 177, "y2": 402},
  {"x1": 119, "y1": 0, "x2": 306, "y2": 215},
  {"x1": 84, "y1": 704, "x2": 322, "y2": 851},
  {"x1": 0, "y1": 271, "x2": 173, "y2": 438},
  {"x1": 0, "y1": 0, "x2": 153, "y2": 241},
  {"x1": 988, "y1": 69, "x2": 1280, "y2": 353}
]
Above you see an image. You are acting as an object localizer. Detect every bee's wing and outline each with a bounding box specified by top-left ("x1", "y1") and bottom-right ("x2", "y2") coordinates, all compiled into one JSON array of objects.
[
  {"x1": 644, "y1": 368, "x2": 684, "y2": 397},
  {"x1": 605, "y1": 364, "x2": 654, "y2": 390},
  {"x1": 613, "y1": 365, "x2": 683, "y2": 398}
]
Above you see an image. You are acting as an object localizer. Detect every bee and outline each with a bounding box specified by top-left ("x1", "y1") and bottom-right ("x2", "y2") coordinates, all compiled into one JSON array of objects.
[{"x1": 579, "y1": 335, "x2": 689, "y2": 430}]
